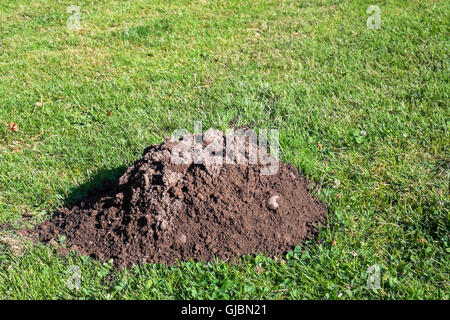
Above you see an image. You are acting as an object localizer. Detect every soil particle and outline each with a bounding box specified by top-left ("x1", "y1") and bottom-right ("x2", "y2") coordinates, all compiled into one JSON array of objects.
[
  {"x1": 17, "y1": 228, "x2": 28, "y2": 237},
  {"x1": 177, "y1": 234, "x2": 187, "y2": 244},
  {"x1": 267, "y1": 195, "x2": 280, "y2": 210},
  {"x1": 36, "y1": 133, "x2": 327, "y2": 268},
  {"x1": 56, "y1": 247, "x2": 69, "y2": 257}
]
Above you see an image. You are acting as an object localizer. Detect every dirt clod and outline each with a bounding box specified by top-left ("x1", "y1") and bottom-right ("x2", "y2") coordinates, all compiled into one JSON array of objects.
[
  {"x1": 267, "y1": 195, "x2": 280, "y2": 210},
  {"x1": 56, "y1": 247, "x2": 69, "y2": 257},
  {"x1": 17, "y1": 228, "x2": 28, "y2": 237},
  {"x1": 37, "y1": 133, "x2": 327, "y2": 268}
]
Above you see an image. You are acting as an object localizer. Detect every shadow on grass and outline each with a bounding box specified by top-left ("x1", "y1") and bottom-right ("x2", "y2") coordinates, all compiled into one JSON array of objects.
[{"x1": 62, "y1": 165, "x2": 128, "y2": 209}]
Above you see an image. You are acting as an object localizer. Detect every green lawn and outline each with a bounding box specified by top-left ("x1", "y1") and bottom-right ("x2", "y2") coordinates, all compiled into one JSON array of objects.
[{"x1": 0, "y1": 0, "x2": 448, "y2": 299}]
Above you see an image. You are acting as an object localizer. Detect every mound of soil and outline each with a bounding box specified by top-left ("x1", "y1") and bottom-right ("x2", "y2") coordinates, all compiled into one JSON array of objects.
[{"x1": 37, "y1": 130, "x2": 326, "y2": 268}]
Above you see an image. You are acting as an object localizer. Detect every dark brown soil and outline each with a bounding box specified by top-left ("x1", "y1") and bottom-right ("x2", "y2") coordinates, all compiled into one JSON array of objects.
[{"x1": 37, "y1": 132, "x2": 326, "y2": 268}]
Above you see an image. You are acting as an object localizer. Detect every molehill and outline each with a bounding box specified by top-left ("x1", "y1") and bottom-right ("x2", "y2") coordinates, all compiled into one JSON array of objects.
[{"x1": 37, "y1": 130, "x2": 327, "y2": 268}]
